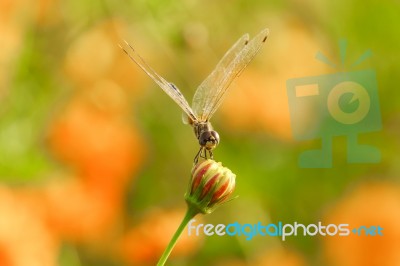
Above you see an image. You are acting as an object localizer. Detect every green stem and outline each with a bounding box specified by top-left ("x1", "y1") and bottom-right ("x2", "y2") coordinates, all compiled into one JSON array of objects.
[{"x1": 156, "y1": 207, "x2": 198, "y2": 266}]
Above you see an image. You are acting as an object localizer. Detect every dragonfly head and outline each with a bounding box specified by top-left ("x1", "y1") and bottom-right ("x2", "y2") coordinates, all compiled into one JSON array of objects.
[{"x1": 199, "y1": 130, "x2": 220, "y2": 150}]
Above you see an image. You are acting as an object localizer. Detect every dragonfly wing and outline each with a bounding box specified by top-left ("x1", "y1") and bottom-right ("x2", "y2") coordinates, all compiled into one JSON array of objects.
[
  {"x1": 120, "y1": 41, "x2": 198, "y2": 122},
  {"x1": 192, "y1": 28, "x2": 269, "y2": 121},
  {"x1": 191, "y1": 33, "x2": 249, "y2": 121}
]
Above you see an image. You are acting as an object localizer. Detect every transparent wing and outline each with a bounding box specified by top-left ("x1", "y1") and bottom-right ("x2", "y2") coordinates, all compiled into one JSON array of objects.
[
  {"x1": 191, "y1": 33, "x2": 249, "y2": 120},
  {"x1": 192, "y1": 28, "x2": 269, "y2": 121},
  {"x1": 120, "y1": 41, "x2": 198, "y2": 122}
]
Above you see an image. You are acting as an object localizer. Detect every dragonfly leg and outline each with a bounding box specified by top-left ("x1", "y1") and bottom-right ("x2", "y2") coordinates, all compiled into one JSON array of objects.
[
  {"x1": 194, "y1": 147, "x2": 203, "y2": 164},
  {"x1": 201, "y1": 148, "x2": 207, "y2": 159},
  {"x1": 194, "y1": 148, "x2": 214, "y2": 163}
]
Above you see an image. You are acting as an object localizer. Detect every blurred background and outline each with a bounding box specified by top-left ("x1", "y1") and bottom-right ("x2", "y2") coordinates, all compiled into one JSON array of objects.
[{"x1": 1, "y1": 0, "x2": 400, "y2": 265}]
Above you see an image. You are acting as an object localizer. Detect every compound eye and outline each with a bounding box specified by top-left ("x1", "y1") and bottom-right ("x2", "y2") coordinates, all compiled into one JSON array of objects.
[
  {"x1": 199, "y1": 131, "x2": 212, "y2": 146},
  {"x1": 199, "y1": 131, "x2": 220, "y2": 149},
  {"x1": 210, "y1": 131, "x2": 220, "y2": 144}
]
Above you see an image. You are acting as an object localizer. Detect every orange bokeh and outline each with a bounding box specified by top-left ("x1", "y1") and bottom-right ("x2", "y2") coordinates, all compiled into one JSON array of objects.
[
  {"x1": 323, "y1": 182, "x2": 400, "y2": 266},
  {"x1": 0, "y1": 186, "x2": 58, "y2": 266},
  {"x1": 47, "y1": 91, "x2": 145, "y2": 189},
  {"x1": 254, "y1": 246, "x2": 306, "y2": 266},
  {"x1": 42, "y1": 177, "x2": 122, "y2": 242},
  {"x1": 0, "y1": 15, "x2": 156, "y2": 264},
  {"x1": 119, "y1": 208, "x2": 203, "y2": 265},
  {"x1": 63, "y1": 20, "x2": 148, "y2": 93}
]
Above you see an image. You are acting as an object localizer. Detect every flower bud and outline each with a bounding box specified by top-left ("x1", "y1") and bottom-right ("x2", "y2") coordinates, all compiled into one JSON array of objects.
[{"x1": 185, "y1": 159, "x2": 236, "y2": 214}]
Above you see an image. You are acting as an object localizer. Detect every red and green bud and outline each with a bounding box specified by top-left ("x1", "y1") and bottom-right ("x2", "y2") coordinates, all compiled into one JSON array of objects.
[{"x1": 185, "y1": 159, "x2": 236, "y2": 214}]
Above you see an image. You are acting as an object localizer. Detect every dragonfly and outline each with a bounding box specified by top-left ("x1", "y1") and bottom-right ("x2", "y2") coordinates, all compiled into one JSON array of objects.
[{"x1": 120, "y1": 28, "x2": 269, "y2": 163}]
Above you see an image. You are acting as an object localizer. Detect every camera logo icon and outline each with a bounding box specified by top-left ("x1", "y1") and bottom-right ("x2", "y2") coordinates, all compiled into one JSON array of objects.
[
  {"x1": 328, "y1": 81, "x2": 370, "y2": 125},
  {"x1": 287, "y1": 41, "x2": 382, "y2": 168}
]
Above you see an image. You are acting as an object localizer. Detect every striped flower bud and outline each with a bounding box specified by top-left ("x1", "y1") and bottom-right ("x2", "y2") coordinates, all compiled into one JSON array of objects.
[{"x1": 185, "y1": 159, "x2": 236, "y2": 214}]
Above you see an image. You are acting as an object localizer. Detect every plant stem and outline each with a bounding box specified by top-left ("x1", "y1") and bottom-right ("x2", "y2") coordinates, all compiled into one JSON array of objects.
[{"x1": 156, "y1": 207, "x2": 198, "y2": 266}]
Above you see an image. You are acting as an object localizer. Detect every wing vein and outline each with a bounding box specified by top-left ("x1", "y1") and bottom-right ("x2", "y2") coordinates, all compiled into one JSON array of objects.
[
  {"x1": 191, "y1": 28, "x2": 269, "y2": 121},
  {"x1": 120, "y1": 41, "x2": 197, "y2": 122}
]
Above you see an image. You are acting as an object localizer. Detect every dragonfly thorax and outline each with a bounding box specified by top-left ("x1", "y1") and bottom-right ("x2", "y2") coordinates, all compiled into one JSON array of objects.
[{"x1": 194, "y1": 122, "x2": 220, "y2": 150}]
